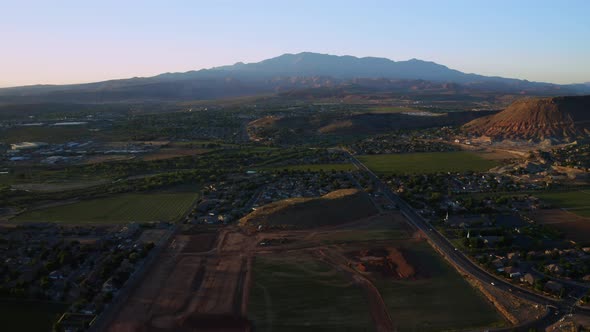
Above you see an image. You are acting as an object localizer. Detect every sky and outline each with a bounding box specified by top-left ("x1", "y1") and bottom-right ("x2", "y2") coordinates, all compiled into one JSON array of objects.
[{"x1": 1, "y1": 0, "x2": 589, "y2": 87}]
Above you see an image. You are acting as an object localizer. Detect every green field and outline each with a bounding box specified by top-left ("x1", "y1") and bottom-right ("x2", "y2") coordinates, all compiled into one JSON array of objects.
[
  {"x1": 376, "y1": 242, "x2": 504, "y2": 331},
  {"x1": 0, "y1": 126, "x2": 91, "y2": 144},
  {"x1": 316, "y1": 229, "x2": 411, "y2": 244},
  {"x1": 248, "y1": 255, "x2": 373, "y2": 331},
  {"x1": 13, "y1": 192, "x2": 198, "y2": 224},
  {"x1": 0, "y1": 299, "x2": 68, "y2": 332},
  {"x1": 258, "y1": 163, "x2": 355, "y2": 172},
  {"x1": 358, "y1": 152, "x2": 498, "y2": 174},
  {"x1": 312, "y1": 214, "x2": 413, "y2": 244},
  {"x1": 366, "y1": 106, "x2": 423, "y2": 114},
  {"x1": 537, "y1": 190, "x2": 590, "y2": 217}
]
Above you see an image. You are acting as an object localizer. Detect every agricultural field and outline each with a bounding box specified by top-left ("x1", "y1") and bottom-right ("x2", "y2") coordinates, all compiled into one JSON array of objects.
[
  {"x1": 10, "y1": 179, "x2": 109, "y2": 193},
  {"x1": 248, "y1": 254, "x2": 374, "y2": 331},
  {"x1": 13, "y1": 191, "x2": 198, "y2": 224},
  {"x1": 141, "y1": 147, "x2": 211, "y2": 161},
  {"x1": 366, "y1": 106, "x2": 424, "y2": 114},
  {"x1": 140, "y1": 140, "x2": 239, "y2": 161},
  {"x1": 530, "y1": 209, "x2": 590, "y2": 244},
  {"x1": 0, "y1": 299, "x2": 68, "y2": 332},
  {"x1": 375, "y1": 242, "x2": 504, "y2": 331},
  {"x1": 258, "y1": 163, "x2": 355, "y2": 172},
  {"x1": 358, "y1": 151, "x2": 498, "y2": 175},
  {"x1": 536, "y1": 190, "x2": 590, "y2": 217}
]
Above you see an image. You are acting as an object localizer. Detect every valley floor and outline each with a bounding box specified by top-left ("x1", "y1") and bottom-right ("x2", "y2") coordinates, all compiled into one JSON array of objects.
[{"x1": 105, "y1": 213, "x2": 508, "y2": 332}]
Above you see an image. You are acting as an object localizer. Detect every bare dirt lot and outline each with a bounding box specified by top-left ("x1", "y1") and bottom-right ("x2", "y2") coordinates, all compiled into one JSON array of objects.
[
  {"x1": 107, "y1": 211, "x2": 504, "y2": 332},
  {"x1": 531, "y1": 209, "x2": 590, "y2": 244},
  {"x1": 107, "y1": 227, "x2": 257, "y2": 332}
]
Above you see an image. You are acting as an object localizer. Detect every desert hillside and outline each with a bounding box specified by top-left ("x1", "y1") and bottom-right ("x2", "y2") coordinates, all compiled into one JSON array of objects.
[
  {"x1": 463, "y1": 95, "x2": 590, "y2": 140},
  {"x1": 248, "y1": 110, "x2": 495, "y2": 143},
  {"x1": 239, "y1": 189, "x2": 378, "y2": 228}
]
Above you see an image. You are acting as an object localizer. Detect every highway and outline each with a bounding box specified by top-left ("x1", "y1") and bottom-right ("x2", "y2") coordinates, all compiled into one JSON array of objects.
[{"x1": 346, "y1": 152, "x2": 589, "y2": 331}]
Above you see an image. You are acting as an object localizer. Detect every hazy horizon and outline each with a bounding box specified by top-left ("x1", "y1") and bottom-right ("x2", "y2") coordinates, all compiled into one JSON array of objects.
[{"x1": 2, "y1": 0, "x2": 589, "y2": 88}]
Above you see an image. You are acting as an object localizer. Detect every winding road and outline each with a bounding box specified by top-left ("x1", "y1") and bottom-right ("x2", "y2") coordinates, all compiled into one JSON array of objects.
[{"x1": 346, "y1": 151, "x2": 590, "y2": 331}]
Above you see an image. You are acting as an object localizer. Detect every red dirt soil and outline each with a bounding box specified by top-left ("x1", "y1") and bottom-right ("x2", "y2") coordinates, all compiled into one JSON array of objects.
[
  {"x1": 464, "y1": 95, "x2": 590, "y2": 140},
  {"x1": 350, "y1": 247, "x2": 416, "y2": 279}
]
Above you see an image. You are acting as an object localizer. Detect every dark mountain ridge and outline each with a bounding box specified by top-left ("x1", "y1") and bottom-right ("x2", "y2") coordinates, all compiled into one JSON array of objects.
[{"x1": 1, "y1": 52, "x2": 588, "y2": 103}]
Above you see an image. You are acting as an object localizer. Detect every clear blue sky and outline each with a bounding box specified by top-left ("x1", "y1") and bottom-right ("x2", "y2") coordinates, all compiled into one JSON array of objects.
[{"x1": 1, "y1": 0, "x2": 589, "y2": 87}]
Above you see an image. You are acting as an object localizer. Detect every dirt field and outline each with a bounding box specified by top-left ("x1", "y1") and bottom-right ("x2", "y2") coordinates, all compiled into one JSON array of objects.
[
  {"x1": 474, "y1": 149, "x2": 522, "y2": 161},
  {"x1": 530, "y1": 209, "x2": 590, "y2": 244},
  {"x1": 107, "y1": 210, "x2": 504, "y2": 332},
  {"x1": 246, "y1": 212, "x2": 502, "y2": 331},
  {"x1": 107, "y1": 227, "x2": 257, "y2": 332}
]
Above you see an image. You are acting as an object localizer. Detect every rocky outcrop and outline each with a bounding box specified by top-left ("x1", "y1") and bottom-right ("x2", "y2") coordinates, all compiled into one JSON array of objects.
[{"x1": 464, "y1": 95, "x2": 590, "y2": 140}]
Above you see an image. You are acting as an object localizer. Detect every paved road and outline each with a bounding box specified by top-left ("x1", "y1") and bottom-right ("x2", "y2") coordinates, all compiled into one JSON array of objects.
[{"x1": 346, "y1": 153, "x2": 588, "y2": 331}]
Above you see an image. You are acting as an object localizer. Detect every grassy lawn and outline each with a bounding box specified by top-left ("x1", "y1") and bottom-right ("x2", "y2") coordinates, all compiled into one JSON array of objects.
[
  {"x1": 358, "y1": 151, "x2": 498, "y2": 175},
  {"x1": 0, "y1": 299, "x2": 68, "y2": 332},
  {"x1": 376, "y1": 242, "x2": 504, "y2": 331},
  {"x1": 13, "y1": 192, "x2": 198, "y2": 224},
  {"x1": 536, "y1": 190, "x2": 590, "y2": 217},
  {"x1": 258, "y1": 163, "x2": 355, "y2": 172},
  {"x1": 248, "y1": 255, "x2": 373, "y2": 331}
]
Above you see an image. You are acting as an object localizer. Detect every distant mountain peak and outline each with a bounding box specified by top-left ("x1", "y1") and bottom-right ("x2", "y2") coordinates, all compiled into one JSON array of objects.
[
  {"x1": 207, "y1": 52, "x2": 475, "y2": 82},
  {"x1": 1, "y1": 52, "x2": 588, "y2": 102}
]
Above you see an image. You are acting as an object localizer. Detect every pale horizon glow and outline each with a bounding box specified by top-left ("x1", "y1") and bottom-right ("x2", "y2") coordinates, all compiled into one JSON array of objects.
[{"x1": 1, "y1": 0, "x2": 589, "y2": 88}]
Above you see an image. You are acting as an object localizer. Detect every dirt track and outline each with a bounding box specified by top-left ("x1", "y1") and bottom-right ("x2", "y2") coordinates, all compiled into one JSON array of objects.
[
  {"x1": 106, "y1": 211, "x2": 506, "y2": 331},
  {"x1": 315, "y1": 248, "x2": 396, "y2": 332}
]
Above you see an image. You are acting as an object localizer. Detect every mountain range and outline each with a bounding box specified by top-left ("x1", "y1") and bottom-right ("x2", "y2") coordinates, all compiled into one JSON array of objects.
[{"x1": 1, "y1": 52, "x2": 589, "y2": 103}]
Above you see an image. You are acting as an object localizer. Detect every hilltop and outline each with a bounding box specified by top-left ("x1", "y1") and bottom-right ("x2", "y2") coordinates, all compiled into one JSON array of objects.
[{"x1": 463, "y1": 95, "x2": 590, "y2": 141}]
